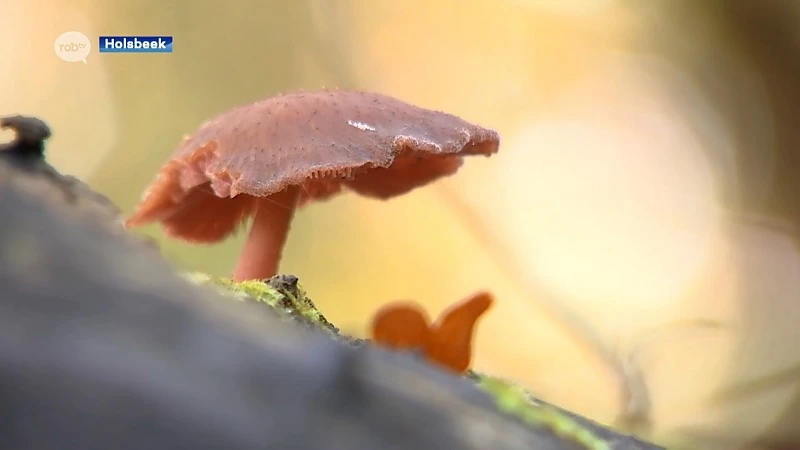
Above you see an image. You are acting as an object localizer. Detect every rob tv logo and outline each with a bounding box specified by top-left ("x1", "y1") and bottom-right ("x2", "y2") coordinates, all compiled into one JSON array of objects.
[
  {"x1": 99, "y1": 36, "x2": 173, "y2": 53},
  {"x1": 54, "y1": 31, "x2": 91, "y2": 63}
]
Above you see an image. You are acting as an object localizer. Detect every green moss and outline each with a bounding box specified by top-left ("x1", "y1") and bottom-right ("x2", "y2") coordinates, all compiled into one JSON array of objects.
[
  {"x1": 184, "y1": 272, "x2": 340, "y2": 336},
  {"x1": 186, "y1": 272, "x2": 644, "y2": 449},
  {"x1": 475, "y1": 374, "x2": 612, "y2": 450}
]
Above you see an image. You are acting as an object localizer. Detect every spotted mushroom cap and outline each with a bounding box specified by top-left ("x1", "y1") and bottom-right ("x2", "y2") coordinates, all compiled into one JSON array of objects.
[{"x1": 126, "y1": 89, "x2": 500, "y2": 242}]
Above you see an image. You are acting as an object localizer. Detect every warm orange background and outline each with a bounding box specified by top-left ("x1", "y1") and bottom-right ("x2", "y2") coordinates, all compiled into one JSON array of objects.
[{"x1": 5, "y1": 2, "x2": 800, "y2": 449}]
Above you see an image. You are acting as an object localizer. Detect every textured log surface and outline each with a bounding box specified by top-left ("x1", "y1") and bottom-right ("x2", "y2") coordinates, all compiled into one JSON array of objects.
[{"x1": 0, "y1": 130, "x2": 662, "y2": 450}]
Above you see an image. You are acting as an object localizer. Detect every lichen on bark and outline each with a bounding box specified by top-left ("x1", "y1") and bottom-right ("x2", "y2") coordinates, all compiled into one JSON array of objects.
[
  {"x1": 190, "y1": 274, "x2": 648, "y2": 450},
  {"x1": 475, "y1": 375, "x2": 613, "y2": 450},
  {"x1": 185, "y1": 272, "x2": 353, "y2": 341}
]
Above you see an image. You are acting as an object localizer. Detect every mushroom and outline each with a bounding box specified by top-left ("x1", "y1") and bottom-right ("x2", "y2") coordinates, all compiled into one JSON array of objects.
[
  {"x1": 425, "y1": 291, "x2": 493, "y2": 374},
  {"x1": 125, "y1": 90, "x2": 500, "y2": 281},
  {"x1": 371, "y1": 302, "x2": 432, "y2": 353},
  {"x1": 370, "y1": 291, "x2": 494, "y2": 374}
]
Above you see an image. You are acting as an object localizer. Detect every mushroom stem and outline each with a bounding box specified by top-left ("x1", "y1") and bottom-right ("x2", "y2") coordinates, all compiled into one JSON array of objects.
[{"x1": 232, "y1": 187, "x2": 299, "y2": 281}]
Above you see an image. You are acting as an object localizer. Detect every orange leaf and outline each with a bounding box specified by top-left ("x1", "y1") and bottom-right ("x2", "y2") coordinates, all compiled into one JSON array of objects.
[{"x1": 425, "y1": 291, "x2": 494, "y2": 374}]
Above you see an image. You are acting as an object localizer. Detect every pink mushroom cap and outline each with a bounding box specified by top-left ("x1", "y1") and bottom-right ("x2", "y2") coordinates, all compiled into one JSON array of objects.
[{"x1": 125, "y1": 89, "x2": 500, "y2": 280}]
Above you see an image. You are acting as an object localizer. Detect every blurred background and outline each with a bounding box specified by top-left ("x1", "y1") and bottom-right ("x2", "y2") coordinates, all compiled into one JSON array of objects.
[{"x1": 4, "y1": 1, "x2": 800, "y2": 448}]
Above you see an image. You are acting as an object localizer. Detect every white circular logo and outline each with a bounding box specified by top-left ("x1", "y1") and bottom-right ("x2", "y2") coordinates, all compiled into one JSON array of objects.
[{"x1": 54, "y1": 31, "x2": 91, "y2": 63}]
